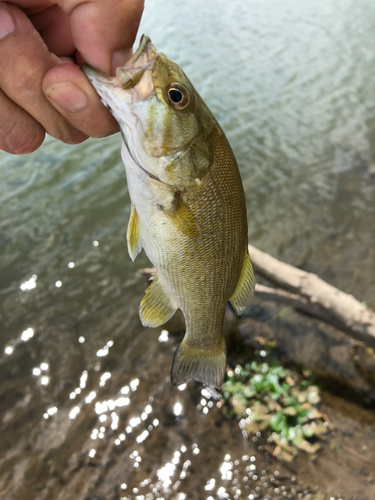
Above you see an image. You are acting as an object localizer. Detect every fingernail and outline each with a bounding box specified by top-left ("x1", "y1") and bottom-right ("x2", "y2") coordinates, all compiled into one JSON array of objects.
[
  {"x1": 0, "y1": 7, "x2": 16, "y2": 40},
  {"x1": 44, "y1": 82, "x2": 88, "y2": 112}
]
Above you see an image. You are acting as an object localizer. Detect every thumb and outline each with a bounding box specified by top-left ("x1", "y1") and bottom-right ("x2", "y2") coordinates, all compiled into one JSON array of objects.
[{"x1": 57, "y1": 0, "x2": 144, "y2": 74}]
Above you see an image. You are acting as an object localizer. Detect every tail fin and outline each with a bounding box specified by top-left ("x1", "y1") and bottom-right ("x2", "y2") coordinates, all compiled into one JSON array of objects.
[{"x1": 171, "y1": 338, "x2": 226, "y2": 389}]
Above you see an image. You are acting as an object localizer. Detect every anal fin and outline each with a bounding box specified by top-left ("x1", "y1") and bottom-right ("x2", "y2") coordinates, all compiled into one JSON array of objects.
[
  {"x1": 127, "y1": 204, "x2": 142, "y2": 261},
  {"x1": 229, "y1": 251, "x2": 256, "y2": 315},
  {"x1": 140, "y1": 273, "x2": 178, "y2": 327}
]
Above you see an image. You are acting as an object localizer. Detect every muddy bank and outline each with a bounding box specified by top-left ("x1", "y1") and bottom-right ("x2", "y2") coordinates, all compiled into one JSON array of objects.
[{"x1": 235, "y1": 300, "x2": 375, "y2": 405}]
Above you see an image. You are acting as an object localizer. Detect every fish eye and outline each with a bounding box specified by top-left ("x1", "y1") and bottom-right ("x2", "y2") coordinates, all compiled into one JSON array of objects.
[
  {"x1": 167, "y1": 83, "x2": 190, "y2": 109},
  {"x1": 169, "y1": 88, "x2": 183, "y2": 103}
]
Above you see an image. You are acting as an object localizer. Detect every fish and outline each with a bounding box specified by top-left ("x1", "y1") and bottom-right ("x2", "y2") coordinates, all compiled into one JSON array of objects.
[{"x1": 82, "y1": 35, "x2": 255, "y2": 389}]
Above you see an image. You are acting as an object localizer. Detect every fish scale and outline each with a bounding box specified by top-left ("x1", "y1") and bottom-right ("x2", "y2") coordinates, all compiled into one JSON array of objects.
[{"x1": 83, "y1": 35, "x2": 255, "y2": 389}]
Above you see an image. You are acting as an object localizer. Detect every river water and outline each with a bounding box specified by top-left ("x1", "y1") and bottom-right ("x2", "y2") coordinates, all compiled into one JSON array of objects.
[{"x1": 1, "y1": 0, "x2": 375, "y2": 499}]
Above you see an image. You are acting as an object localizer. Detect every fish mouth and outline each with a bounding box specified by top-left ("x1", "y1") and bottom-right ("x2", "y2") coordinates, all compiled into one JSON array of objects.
[
  {"x1": 81, "y1": 35, "x2": 155, "y2": 95},
  {"x1": 116, "y1": 35, "x2": 152, "y2": 88},
  {"x1": 82, "y1": 35, "x2": 161, "y2": 182}
]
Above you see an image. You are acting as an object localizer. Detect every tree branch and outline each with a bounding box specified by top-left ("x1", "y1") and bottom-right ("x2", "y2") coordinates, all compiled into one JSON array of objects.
[{"x1": 249, "y1": 245, "x2": 375, "y2": 348}]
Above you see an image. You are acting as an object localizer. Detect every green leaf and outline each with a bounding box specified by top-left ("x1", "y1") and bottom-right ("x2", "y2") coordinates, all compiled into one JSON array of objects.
[
  {"x1": 286, "y1": 426, "x2": 299, "y2": 441},
  {"x1": 302, "y1": 424, "x2": 314, "y2": 438},
  {"x1": 271, "y1": 365, "x2": 286, "y2": 377},
  {"x1": 223, "y1": 360, "x2": 326, "y2": 463},
  {"x1": 269, "y1": 411, "x2": 286, "y2": 432},
  {"x1": 244, "y1": 386, "x2": 256, "y2": 398},
  {"x1": 260, "y1": 363, "x2": 269, "y2": 374}
]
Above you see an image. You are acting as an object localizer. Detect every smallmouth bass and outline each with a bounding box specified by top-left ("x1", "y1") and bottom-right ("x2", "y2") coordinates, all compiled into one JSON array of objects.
[{"x1": 83, "y1": 36, "x2": 255, "y2": 389}]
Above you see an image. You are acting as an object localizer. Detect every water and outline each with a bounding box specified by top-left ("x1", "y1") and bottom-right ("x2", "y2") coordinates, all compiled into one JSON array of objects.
[{"x1": 1, "y1": 0, "x2": 375, "y2": 498}]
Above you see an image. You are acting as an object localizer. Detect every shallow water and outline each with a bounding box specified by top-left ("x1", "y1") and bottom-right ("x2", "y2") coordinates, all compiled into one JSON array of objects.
[{"x1": 1, "y1": 0, "x2": 375, "y2": 498}]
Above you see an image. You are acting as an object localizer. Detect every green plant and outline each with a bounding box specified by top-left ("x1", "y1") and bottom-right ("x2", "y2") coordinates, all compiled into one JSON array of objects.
[{"x1": 223, "y1": 351, "x2": 328, "y2": 462}]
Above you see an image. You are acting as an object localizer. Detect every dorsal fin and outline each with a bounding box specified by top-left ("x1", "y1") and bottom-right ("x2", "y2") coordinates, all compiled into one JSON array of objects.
[
  {"x1": 127, "y1": 204, "x2": 142, "y2": 261},
  {"x1": 140, "y1": 273, "x2": 178, "y2": 327},
  {"x1": 229, "y1": 251, "x2": 256, "y2": 315}
]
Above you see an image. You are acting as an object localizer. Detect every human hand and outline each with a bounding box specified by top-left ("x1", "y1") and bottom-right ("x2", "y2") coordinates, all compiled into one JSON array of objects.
[{"x1": 0, "y1": 0, "x2": 144, "y2": 155}]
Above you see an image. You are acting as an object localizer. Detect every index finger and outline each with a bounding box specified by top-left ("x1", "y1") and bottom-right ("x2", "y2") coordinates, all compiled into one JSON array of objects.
[{"x1": 56, "y1": 0, "x2": 144, "y2": 74}]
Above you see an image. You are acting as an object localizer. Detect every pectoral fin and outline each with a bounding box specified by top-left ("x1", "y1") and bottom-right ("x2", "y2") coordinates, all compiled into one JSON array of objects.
[
  {"x1": 140, "y1": 273, "x2": 178, "y2": 327},
  {"x1": 162, "y1": 196, "x2": 198, "y2": 239},
  {"x1": 127, "y1": 204, "x2": 142, "y2": 261},
  {"x1": 229, "y1": 251, "x2": 256, "y2": 315}
]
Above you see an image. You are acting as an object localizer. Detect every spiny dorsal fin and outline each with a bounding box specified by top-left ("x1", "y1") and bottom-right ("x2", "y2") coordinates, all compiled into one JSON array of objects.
[
  {"x1": 127, "y1": 204, "x2": 142, "y2": 261},
  {"x1": 140, "y1": 273, "x2": 178, "y2": 327},
  {"x1": 162, "y1": 195, "x2": 198, "y2": 239},
  {"x1": 171, "y1": 338, "x2": 226, "y2": 389},
  {"x1": 229, "y1": 251, "x2": 256, "y2": 315}
]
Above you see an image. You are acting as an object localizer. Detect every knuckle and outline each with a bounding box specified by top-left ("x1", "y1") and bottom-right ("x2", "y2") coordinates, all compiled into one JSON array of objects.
[
  {"x1": 0, "y1": 11, "x2": 55, "y2": 99},
  {"x1": 10, "y1": 49, "x2": 46, "y2": 97},
  {"x1": 49, "y1": 121, "x2": 88, "y2": 145},
  {"x1": 0, "y1": 101, "x2": 45, "y2": 154}
]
